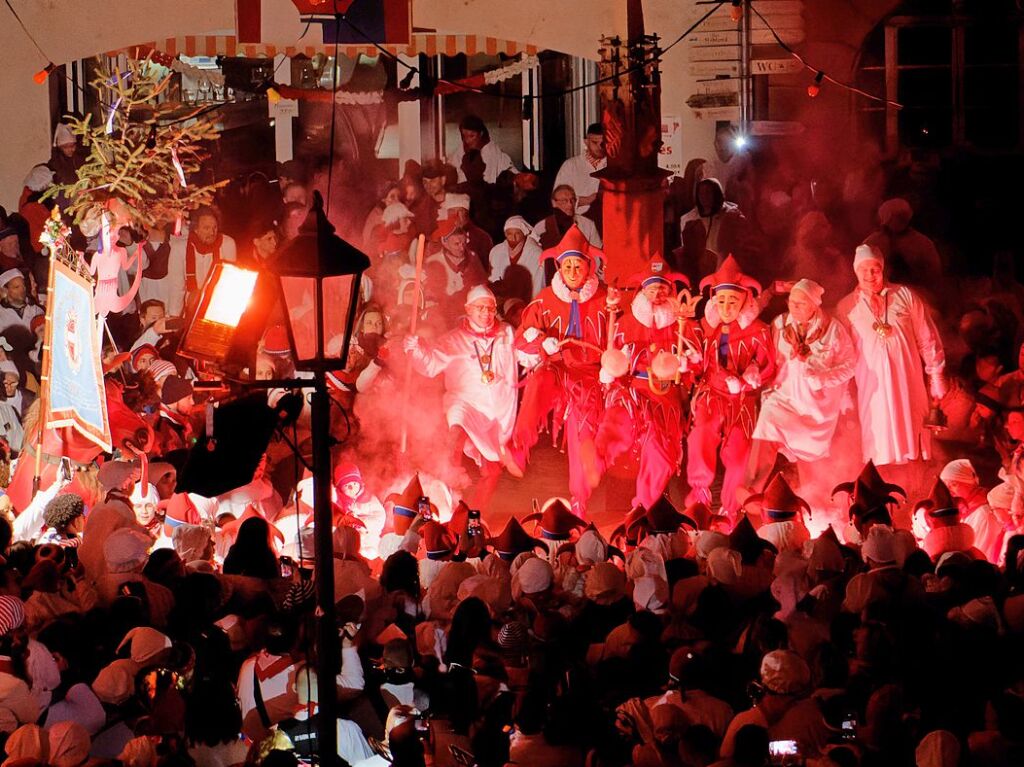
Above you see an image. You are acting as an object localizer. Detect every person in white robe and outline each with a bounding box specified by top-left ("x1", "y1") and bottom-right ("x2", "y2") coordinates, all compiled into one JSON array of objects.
[
  {"x1": 743, "y1": 279, "x2": 855, "y2": 500},
  {"x1": 553, "y1": 123, "x2": 607, "y2": 214},
  {"x1": 488, "y1": 217, "x2": 545, "y2": 298},
  {"x1": 836, "y1": 244, "x2": 946, "y2": 466},
  {"x1": 403, "y1": 286, "x2": 520, "y2": 509}
]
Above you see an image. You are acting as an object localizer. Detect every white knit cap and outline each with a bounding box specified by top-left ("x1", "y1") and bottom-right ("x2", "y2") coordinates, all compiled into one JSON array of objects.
[
  {"x1": 53, "y1": 123, "x2": 75, "y2": 147},
  {"x1": 939, "y1": 459, "x2": 978, "y2": 487},
  {"x1": 987, "y1": 482, "x2": 1015, "y2": 511},
  {"x1": 465, "y1": 285, "x2": 496, "y2": 306},
  {"x1": 503, "y1": 216, "x2": 533, "y2": 236},
  {"x1": 381, "y1": 202, "x2": 414, "y2": 227},
  {"x1": 441, "y1": 193, "x2": 471, "y2": 212},
  {"x1": 790, "y1": 278, "x2": 824, "y2": 306},
  {"x1": 861, "y1": 524, "x2": 897, "y2": 565},
  {"x1": 854, "y1": 243, "x2": 884, "y2": 267},
  {"x1": 23, "y1": 164, "x2": 55, "y2": 193},
  {"x1": 0, "y1": 269, "x2": 24, "y2": 288}
]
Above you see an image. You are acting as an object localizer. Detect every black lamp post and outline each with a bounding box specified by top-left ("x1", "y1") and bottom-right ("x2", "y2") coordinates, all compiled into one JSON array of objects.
[
  {"x1": 181, "y1": 191, "x2": 369, "y2": 767},
  {"x1": 271, "y1": 191, "x2": 369, "y2": 767}
]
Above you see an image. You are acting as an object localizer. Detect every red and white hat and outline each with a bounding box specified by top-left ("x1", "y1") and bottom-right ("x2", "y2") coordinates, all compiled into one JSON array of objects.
[
  {"x1": 540, "y1": 225, "x2": 605, "y2": 266},
  {"x1": 698, "y1": 254, "x2": 761, "y2": 295}
]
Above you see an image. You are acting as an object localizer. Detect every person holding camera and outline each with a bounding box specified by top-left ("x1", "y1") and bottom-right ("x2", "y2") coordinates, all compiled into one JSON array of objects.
[{"x1": 720, "y1": 650, "x2": 831, "y2": 761}]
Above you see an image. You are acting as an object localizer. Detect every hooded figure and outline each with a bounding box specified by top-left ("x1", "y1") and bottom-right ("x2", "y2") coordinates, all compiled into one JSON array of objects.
[{"x1": 679, "y1": 178, "x2": 745, "y2": 267}]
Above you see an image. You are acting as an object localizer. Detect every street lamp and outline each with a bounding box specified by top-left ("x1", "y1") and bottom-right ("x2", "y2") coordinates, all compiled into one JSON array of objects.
[{"x1": 182, "y1": 191, "x2": 369, "y2": 767}]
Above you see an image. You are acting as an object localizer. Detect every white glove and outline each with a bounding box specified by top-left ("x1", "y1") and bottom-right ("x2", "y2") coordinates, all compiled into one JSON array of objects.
[
  {"x1": 402, "y1": 335, "x2": 419, "y2": 353},
  {"x1": 599, "y1": 368, "x2": 615, "y2": 385},
  {"x1": 541, "y1": 336, "x2": 560, "y2": 356},
  {"x1": 523, "y1": 327, "x2": 542, "y2": 343},
  {"x1": 742, "y1": 365, "x2": 761, "y2": 389},
  {"x1": 929, "y1": 372, "x2": 948, "y2": 400},
  {"x1": 684, "y1": 348, "x2": 703, "y2": 366},
  {"x1": 725, "y1": 376, "x2": 742, "y2": 395},
  {"x1": 676, "y1": 355, "x2": 688, "y2": 374}
]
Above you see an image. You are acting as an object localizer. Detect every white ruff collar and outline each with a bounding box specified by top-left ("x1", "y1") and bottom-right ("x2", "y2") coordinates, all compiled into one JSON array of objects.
[
  {"x1": 551, "y1": 274, "x2": 599, "y2": 304},
  {"x1": 631, "y1": 293, "x2": 679, "y2": 329}
]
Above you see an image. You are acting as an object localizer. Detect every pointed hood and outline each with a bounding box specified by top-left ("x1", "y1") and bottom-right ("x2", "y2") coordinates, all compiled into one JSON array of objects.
[
  {"x1": 847, "y1": 478, "x2": 897, "y2": 529},
  {"x1": 629, "y1": 253, "x2": 690, "y2": 290},
  {"x1": 646, "y1": 496, "x2": 697, "y2": 534},
  {"x1": 915, "y1": 479, "x2": 962, "y2": 528},
  {"x1": 698, "y1": 254, "x2": 761, "y2": 296},
  {"x1": 523, "y1": 497, "x2": 587, "y2": 540},
  {"x1": 385, "y1": 474, "x2": 436, "y2": 535},
  {"x1": 540, "y1": 224, "x2": 605, "y2": 265},
  {"x1": 610, "y1": 504, "x2": 647, "y2": 547},
  {"x1": 488, "y1": 517, "x2": 546, "y2": 561},
  {"x1": 744, "y1": 474, "x2": 810, "y2": 521},
  {"x1": 420, "y1": 520, "x2": 456, "y2": 560},
  {"x1": 832, "y1": 460, "x2": 906, "y2": 499},
  {"x1": 730, "y1": 515, "x2": 776, "y2": 564}
]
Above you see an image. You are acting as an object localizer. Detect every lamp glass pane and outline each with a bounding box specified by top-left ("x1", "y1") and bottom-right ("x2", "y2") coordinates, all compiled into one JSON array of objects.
[
  {"x1": 323, "y1": 274, "x2": 355, "y2": 362},
  {"x1": 280, "y1": 274, "x2": 319, "y2": 362},
  {"x1": 205, "y1": 265, "x2": 258, "y2": 327}
]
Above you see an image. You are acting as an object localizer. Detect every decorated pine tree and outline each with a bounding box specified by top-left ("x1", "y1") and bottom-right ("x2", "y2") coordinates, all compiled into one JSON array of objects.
[{"x1": 45, "y1": 56, "x2": 225, "y2": 233}]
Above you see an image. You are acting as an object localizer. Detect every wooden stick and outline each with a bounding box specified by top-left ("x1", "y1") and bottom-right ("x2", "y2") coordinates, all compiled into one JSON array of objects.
[{"x1": 399, "y1": 234, "x2": 426, "y2": 455}]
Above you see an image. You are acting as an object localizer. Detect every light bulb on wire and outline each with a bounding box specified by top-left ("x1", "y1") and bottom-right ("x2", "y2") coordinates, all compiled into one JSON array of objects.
[
  {"x1": 733, "y1": 134, "x2": 748, "y2": 150},
  {"x1": 730, "y1": 0, "x2": 743, "y2": 23},
  {"x1": 807, "y1": 70, "x2": 825, "y2": 98},
  {"x1": 33, "y1": 63, "x2": 55, "y2": 84}
]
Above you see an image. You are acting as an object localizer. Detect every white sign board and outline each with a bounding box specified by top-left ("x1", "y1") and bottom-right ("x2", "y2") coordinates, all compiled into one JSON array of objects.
[
  {"x1": 269, "y1": 98, "x2": 300, "y2": 119},
  {"x1": 750, "y1": 120, "x2": 806, "y2": 136},
  {"x1": 751, "y1": 58, "x2": 804, "y2": 75},
  {"x1": 688, "y1": 60, "x2": 741, "y2": 76},
  {"x1": 659, "y1": 114, "x2": 683, "y2": 176},
  {"x1": 689, "y1": 106, "x2": 742, "y2": 121},
  {"x1": 688, "y1": 45, "x2": 741, "y2": 62}
]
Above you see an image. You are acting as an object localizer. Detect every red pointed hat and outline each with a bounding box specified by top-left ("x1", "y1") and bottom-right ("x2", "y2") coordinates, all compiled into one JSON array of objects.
[
  {"x1": 629, "y1": 253, "x2": 690, "y2": 290},
  {"x1": 488, "y1": 517, "x2": 546, "y2": 561},
  {"x1": 420, "y1": 520, "x2": 456, "y2": 560},
  {"x1": 385, "y1": 474, "x2": 436, "y2": 534},
  {"x1": 833, "y1": 460, "x2": 906, "y2": 499},
  {"x1": 646, "y1": 496, "x2": 698, "y2": 534},
  {"x1": 915, "y1": 479, "x2": 961, "y2": 527},
  {"x1": 220, "y1": 504, "x2": 285, "y2": 546},
  {"x1": 698, "y1": 254, "x2": 761, "y2": 295},
  {"x1": 523, "y1": 497, "x2": 587, "y2": 540},
  {"x1": 540, "y1": 224, "x2": 605, "y2": 266},
  {"x1": 847, "y1": 478, "x2": 896, "y2": 528},
  {"x1": 610, "y1": 504, "x2": 647, "y2": 546},
  {"x1": 744, "y1": 474, "x2": 810, "y2": 522}
]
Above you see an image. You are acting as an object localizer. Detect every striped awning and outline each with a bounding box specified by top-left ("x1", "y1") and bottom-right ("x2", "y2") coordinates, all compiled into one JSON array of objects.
[{"x1": 119, "y1": 33, "x2": 539, "y2": 60}]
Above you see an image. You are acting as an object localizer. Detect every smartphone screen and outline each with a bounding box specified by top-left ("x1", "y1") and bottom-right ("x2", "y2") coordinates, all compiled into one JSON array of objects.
[{"x1": 768, "y1": 740, "x2": 799, "y2": 757}]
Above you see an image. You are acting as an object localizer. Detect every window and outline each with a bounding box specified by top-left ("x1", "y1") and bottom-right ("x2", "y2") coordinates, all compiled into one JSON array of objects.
[{"x1": 857, "y1": 8, "x2": 1023, "y2": 153}]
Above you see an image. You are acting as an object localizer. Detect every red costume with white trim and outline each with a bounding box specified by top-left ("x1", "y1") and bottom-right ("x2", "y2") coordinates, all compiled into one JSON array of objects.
[
  {"x1": 600, "y1": 258, "x2": 703, "y2": 509},
  {"x1": 686, "y1": 256, "x2": 776, "y2": 514},
  {"x1": 512, "y1": 227, "x2": 610, "y2": 515}
]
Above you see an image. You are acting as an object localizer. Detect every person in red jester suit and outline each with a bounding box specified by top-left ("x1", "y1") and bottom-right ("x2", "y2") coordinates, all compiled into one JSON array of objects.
[
  {"x1": 686, "y1": 255, "x2": 776, "y2": 517},
  {"x1": 511, "y1": 225, "x2": 611, "y2": 517},
  {"x1": 598, "y1": 255, "x2": 703, "y2": 509}
]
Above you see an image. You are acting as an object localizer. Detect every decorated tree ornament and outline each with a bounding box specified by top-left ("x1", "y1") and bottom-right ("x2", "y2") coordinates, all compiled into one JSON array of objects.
[{"x1": 44, "y1": 56, "x2": 225, "y2": 231}]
